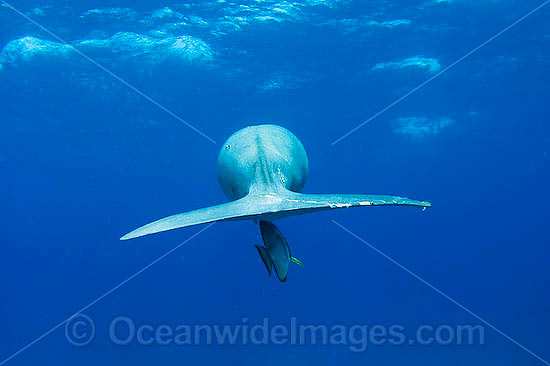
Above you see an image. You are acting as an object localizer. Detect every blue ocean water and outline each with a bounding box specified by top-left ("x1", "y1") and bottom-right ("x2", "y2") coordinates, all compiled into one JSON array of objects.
[{"x1": 1, "y1": 0, "x2": 549, "y2": 365}]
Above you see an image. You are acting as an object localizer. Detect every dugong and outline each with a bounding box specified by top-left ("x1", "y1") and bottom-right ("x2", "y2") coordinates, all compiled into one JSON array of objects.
[{"x1": 121, "y1": 125, "x2": 430, "y2": 281}]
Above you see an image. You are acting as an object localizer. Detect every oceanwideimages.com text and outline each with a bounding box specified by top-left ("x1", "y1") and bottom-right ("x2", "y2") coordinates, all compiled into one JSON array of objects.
[{"x1": 66, "y1": 314, "x2": 485, "y2": 352}]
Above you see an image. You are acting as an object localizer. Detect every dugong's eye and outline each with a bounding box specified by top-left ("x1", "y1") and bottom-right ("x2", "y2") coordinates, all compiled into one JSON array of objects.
[{"x1": 225, "y1": 144, "x2": 231, "y2": 150}]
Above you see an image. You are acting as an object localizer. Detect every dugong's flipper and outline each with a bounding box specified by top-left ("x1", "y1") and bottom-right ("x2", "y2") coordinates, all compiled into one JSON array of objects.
[{"x1": 120, "y1": 192, "x2": 430, "y2": 240}]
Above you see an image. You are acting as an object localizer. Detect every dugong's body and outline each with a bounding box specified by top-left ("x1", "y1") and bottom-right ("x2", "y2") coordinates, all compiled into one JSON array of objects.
[
  {"x1": 218, "y1": 125, "x2": 308, "y2": 201},
  {"x1": 121, "y1": 125, "x2": 430, "y2": 280}
]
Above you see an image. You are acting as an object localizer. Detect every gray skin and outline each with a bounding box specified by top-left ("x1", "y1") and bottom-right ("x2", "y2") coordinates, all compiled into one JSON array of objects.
[
  {"x1": 121, "y1": 124, "x2": 430, "y2": 241},
  {"x1": 217, "y1": 124, "x2": 309, "y2": 202}
]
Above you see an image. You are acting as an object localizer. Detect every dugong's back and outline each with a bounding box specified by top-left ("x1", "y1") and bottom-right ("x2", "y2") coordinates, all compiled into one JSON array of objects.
[
  {"x1": 120, "y1": 124, "x2": 430, "y2": 241},
  {"x1": 217, "y1": 125, "x2": 309, "y2": 201}
]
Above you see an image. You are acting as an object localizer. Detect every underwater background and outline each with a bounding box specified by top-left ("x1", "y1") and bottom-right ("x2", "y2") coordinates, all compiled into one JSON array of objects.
[{"x1": 1, "y1": 0, "x2": 549, "y2": 365}]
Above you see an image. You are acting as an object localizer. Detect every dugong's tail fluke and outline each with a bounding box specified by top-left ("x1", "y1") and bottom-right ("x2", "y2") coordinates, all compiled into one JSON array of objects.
[
  {"x1": 120, "y1": 191, "x2": 430, "y2": 240},
  {"x1": 120, "y1": 197, "x2": 252, "y2": 240}
]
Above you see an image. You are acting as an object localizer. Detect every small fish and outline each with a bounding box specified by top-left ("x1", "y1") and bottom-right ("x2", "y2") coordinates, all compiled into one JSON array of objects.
[{"x1": 255, "y1": 221, "x2": 303, "y2": 282}]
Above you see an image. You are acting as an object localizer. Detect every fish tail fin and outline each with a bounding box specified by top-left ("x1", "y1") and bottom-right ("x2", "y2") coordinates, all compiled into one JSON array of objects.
[{"x1": 290, "y1": 257, "x2": 304, "y2": 267}]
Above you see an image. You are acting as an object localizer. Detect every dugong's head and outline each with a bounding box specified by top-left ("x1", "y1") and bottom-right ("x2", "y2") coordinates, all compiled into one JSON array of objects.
[{"x1": 217, "y1": 124, "x2": 309, "y2": 201}]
